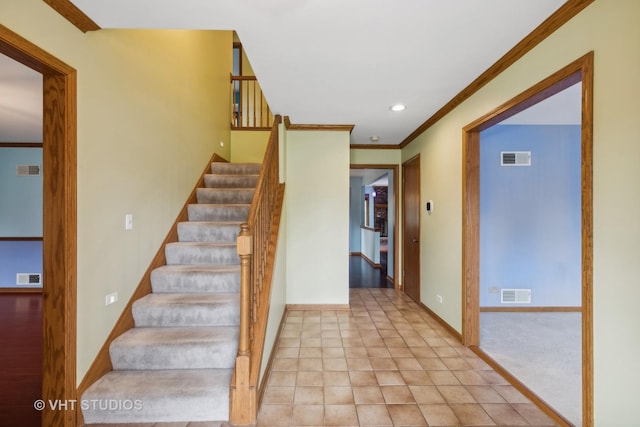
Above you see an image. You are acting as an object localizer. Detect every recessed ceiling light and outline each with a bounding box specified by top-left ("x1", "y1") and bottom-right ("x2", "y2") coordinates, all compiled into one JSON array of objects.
[
  {"x1": 390, "y1": 104, "x2": 406, "y2": 112},
  {"x1": 370, "y1": 136, "x2": 380, "y2": 142}
]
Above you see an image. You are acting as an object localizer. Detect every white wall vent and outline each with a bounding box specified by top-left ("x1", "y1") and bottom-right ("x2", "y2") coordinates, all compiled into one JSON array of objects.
[
  {"x1": 17, "y1": 273, "x2": 42, "y2": 285},
  {"x1": 16, "y1": 164, "x2": 41, "y2": 176},
  {"x1": 501, "y1": 288, "x2": 531, "y2": 304},
  {"x1": 501, "y1": 151, "x2": 531, "y2": 166}
]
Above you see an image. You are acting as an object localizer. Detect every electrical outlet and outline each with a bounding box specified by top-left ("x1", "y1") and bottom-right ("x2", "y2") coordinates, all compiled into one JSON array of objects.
[
  {"x1": 105, "y1": 292, "x2": 118, "y2": 306},
  {"x1": 436, "y1": 294, "x2": 443, "y2": 304},
  {"x1": 489, "y1": 286, "x2": 499, "y2": 293}
]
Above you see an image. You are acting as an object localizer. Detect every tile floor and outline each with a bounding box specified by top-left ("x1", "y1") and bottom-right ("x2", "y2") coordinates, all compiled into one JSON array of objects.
[{"x1": 257, "y1": 288, "x2": 558, "y2": 426}]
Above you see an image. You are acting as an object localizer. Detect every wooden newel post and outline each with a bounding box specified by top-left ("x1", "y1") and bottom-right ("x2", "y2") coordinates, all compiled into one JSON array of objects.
[
  {"x1": 230, "y1": 223, "x2": 256, "y2": 426},
  {"x1": 237, "y1": 223, "x2": 252, "y2": 357}
]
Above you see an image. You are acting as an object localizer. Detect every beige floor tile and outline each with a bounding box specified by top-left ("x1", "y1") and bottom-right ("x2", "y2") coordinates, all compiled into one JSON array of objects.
[
  {"x1": 268, "y1": 370, "x2": 297, "y2": 387},
  {"x1": 352, "y1": 386, "x2": 385, "y2": 404},
  {"x1": 356, "y1": 404, "x2": 394, "y2": 426},
  {"x1": 298, "y1": 358, "x2": 323, "y2": 371},
  {"x1": 344, "y1": 347, "x2": 368, "y2": 358},
  {"x1": 428, "y1": 370, "x2": 461, "y2": 386},
  {"x1": 492, "y1": 385, "x2": 532, "y2": 404},
  {"x1": 452, "y1": 370, "x2": 488, "y2": 386},
  {"x1": 432, "y1": 346, "x2": 459, "y2": 358},
  {"x1": 323, "y1": 357, "x2": 348, "y2": 371},
  {"x1": 298, "y1": 347, "x2": 322, "y2": 358},
  {"x1": 511, "y1": 403, "x2": 558, "y2": 426},
  {"x1": 400, "y1": 370, "x2": 433, "y2": 386},
  {"x1": 349, "y1": 370, "x2": 378, "y2": 386},
  {"x1": 323, "y1": 370, "x2": 351, "y2": 386},
  {"x1": 324, "y1": 404, "x2": 358, "y2": 426},
  {"x1": 381, "y1": 385, "x2": 416, "y2": 404},
  {"x1": 276, "y1": 347, "x2": 301, "y2": 358},
  {"x1": 441, "y1": 357, "x2": 473, "y2": 371},
  {"x1": 347, "y1": 357, "x2": 373, "y2": 371},
  {"x1": 257, "y1": 404, "x2": 292, "y2": 426},
  {"x1": 296, "y1": 370, "x2": 323, "y2": 387},
  {"x1": 464, "y1": 385, "x2": 506, "y2": 404},
  {"x1": 387, "y1": 347, "x2": 414, "y2": 358},
  {"x1": 408, "y1": 385, "x2": 446, "y2": 404},
  {"x1": 417, "y1": 357, "x2": 448, "y2": 370},
  {"x1": 375, "y1": 370, "x2": 405, "y2": 386},
  {"x1": 294, "y1": 386, "x2": 324, "y2": 405},
  {"x1": 290, "y1": 404, "x2": 324, "y2": 426},
  {"x1": 419, "y1": 404, "x2": 461, "y2": 426},
  {"x1": 437, "y1": 385, "x2": 477, "y2": 404},
  {"x1": 387, "y1": 404, "x2": 428, "y2": 426},
  {"x1": 481, "y1": 403, "x2": 529, "y2": 425},
  {"x1": 322, "y1": 347, "x2": 345, "y2": 358},
  {"x1": 450, "y1": 403, "x2": 495, "y2": 426},
  {"x1": 263, "y1": 386, "x2": 295, "y2": 405},
  {"x1": 393, "y1": 357, "x2": 422, "y2": 371},
  {"x1": 324, "y1": 386, "x2": 354, "y2": 405},
  {"x1": 272, "y1": 358, "x2": 299, "y2": 372},
  {"x1": 370, "y1": 357, "x2": 399, "y2": 371}
]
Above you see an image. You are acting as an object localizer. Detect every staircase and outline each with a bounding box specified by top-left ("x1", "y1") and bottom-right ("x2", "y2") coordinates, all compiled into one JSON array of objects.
[{"x1": 82, "y1": 162, "x2": 261, "y2": 424}]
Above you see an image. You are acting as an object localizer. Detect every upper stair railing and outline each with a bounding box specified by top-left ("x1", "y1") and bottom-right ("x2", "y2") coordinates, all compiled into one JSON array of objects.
[
  {"x1": 230, "y1": 115, "x2": 283, "y2": 426},
  {"x1": 231, "y1": 75, "x2": 274, "y2": 130}
]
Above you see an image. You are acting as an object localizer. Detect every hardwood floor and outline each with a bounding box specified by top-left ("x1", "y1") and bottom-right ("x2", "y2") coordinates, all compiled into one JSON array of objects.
[
  {"x1": 349, "y1": 255, "x2": 393, "y2": 289},
  {"x1": 0, "y1": 292, "x2": 42, "y2": 427}
]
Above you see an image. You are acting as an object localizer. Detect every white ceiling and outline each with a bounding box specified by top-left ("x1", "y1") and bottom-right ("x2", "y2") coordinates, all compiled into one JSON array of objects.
[{"x1": 67, "y1": 0, "x2": 567, "y2": 146}]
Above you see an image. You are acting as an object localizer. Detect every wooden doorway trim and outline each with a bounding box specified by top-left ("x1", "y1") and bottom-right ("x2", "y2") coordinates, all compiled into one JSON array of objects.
[
  {"x1": 350, "y1": 164, "x2": 399, "y2": 287},
  {"x1": 462, "y1": 52, "x2": 593, "y2": 426},
  {"x1": 0, "y1": 25, "x2": 77, "y2": 427}
]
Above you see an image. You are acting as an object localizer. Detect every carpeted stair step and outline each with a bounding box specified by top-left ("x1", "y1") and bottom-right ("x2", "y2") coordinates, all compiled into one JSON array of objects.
[
  {"x1": 165, "y1": 242, "x2": 239, "y2": 265},
  {"x1": 204, "y1": 174, "x2": 259, "y2": 188},
  {"x1": 210, "y1": 162, "x2": 261, "y2": 175},
  {"x1": 150, "y1": 265, "x2": 240, "y2": 294},
  {"x1": 132, "y1": 293, "x2": 240, "y2": 327},
  {"x1": 187, "y1": 204, "x2": 250, "y2": 222},
  {"x1": 110, "y1": 326, "x2": 239, "y2": 370},
  {"x1": 81, "y1": 368, "x2": 232, "y2": 423},
  {"x1": 196, "y1": 188, "x2": 254, "y2": 204},
  {"x1": 177, "y1": 221, "x2": 242, "y2": 243}
]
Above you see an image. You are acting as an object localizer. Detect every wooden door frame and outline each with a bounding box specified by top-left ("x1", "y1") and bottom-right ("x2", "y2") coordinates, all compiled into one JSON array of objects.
[
  {"x1": 401, "y1": 154, "x2": 421, "y2": 300},
  {"x1": 350, "y1": 164, "x2": 399, "y2": 288},
  {"x1": 0, "y1": 25, "x2": 77, "y2": 427},
  {"x1": 462, "y1": 52, "x2": 593, "y2": 426}
]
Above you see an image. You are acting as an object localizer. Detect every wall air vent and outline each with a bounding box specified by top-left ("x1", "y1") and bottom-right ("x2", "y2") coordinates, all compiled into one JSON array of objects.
[
  {"x1": 501, "y1": 288, "x2": 531, "y2": 304},
  {"x1": 16, "y1": 164, "x2": 41, "y2": 176},
  {"x1": 17, "y1": 273, "x2": 42, "y2": 285},
  {"x1": 501, "y1": 151, "x2": 531, "y2": 166}
]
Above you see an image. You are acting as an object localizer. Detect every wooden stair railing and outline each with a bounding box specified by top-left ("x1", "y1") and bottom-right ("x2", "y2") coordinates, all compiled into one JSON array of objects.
[
  {"x1": 231, "y1": 75, "x2": 274, "y2": 130},
  {"x1": 230, "y1": 115, "x2": 284, "y2": 426}
]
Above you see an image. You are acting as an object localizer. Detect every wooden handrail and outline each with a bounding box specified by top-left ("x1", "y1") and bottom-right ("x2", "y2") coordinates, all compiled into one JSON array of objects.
[
  {"x1": 231, "y1": 74, "x2": 274, "y2": 129},
  {"x1": 230, "y1": 115, "x2": 283, "y2": 426}
]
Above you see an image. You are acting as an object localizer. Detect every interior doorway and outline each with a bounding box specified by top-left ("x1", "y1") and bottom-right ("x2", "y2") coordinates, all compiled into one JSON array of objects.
[
  {"x1": 402, "y1": 155, "x2": 420, "y2": 302},
  {"x1": 349, "y1": 165, "x2": 398, "y2": 289},
  {"x1": 0, "y1": 25, "x2": 77, "y2": 427},
  {"x1": 462, "y1": 52, "x2": 593, "y2": 426}
]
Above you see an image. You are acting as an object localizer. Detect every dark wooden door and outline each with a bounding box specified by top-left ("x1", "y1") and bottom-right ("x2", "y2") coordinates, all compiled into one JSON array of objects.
[{"x1": 402, "y1": 155, "x2": 420, "y2": 302}]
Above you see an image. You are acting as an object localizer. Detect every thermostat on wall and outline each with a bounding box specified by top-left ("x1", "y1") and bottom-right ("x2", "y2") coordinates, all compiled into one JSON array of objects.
[{"x1": 425, "y1": 200, "x2": 433, "y2": 214}]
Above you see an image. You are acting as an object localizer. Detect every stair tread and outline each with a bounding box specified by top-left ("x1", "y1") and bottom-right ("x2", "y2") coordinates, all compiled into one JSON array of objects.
[
  {"x1": 135, "y1": 292, "x2": 239, "y2": 306},
  {"x1": 113, "y1": 325, "x2": 239, "y2": 346},
  {"x1": 153, "y1": 264, "x2": 240, "y2": 273},
  {"x1": 82, "y1": 369, "x2": 232, "y2": 423}
]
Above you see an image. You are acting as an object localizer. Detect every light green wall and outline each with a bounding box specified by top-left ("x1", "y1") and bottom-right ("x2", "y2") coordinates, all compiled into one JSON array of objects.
[
  {"x1": 1, "y1": 0, "x2": 232, "y2": 382},
  {"x1": 230, "y1": 130, "x2": 270, "y2": 163},
  {"x1": 284, "y1": 129, "x2": 350, "y2": 305},
  {"x1": 402, "y1": 1, "x2": 640, "y2": 424},
  {"x1": 350, "y1": 148, "x2": 402, "y2": 166}
]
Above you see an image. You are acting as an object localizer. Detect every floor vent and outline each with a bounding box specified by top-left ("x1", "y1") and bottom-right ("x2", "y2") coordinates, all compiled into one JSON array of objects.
[
  {"x1": 17, "y1": 273, "x2": 42, "y2": 285},
  {"x1": 501, "y1": 151, "x2": 531, "y2": 166},
  {"x1": 501, "y1": 288, "x2": 531, "y2": 303},
  {"x1": 16, "y1": 164, "x2": 41, "y2": 176}
]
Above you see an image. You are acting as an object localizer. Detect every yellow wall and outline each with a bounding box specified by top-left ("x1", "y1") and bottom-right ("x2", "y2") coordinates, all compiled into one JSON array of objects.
[
  {"x1": 230, "y1": 130, "x2": 270, "y2": 163},
  {"x1": 402, "y1": 1, "x2": 640, "y2": 423},
  {"x1": 1, "y1": 0, "x2": 232, "y2": 381},
  {"x1": 284, "y1": 128, "x2": 350, "y2": 305}
]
